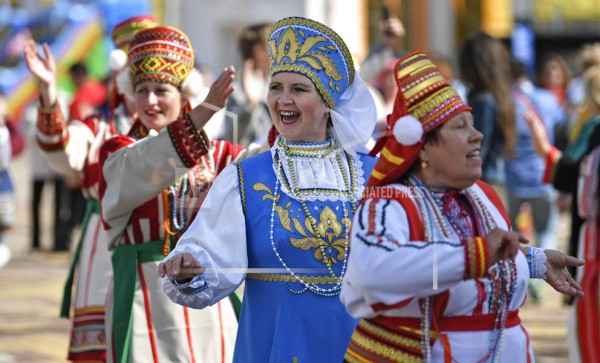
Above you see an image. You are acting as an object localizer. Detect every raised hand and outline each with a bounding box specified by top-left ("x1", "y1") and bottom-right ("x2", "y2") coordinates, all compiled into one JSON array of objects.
[
  {"x1": 187, "y1": 66, "x2": 235, "y2": 131},
  {"x1": 23, "y1": 40, "x2": 56, "y2": 86},
  {"x1": 158, "y1": 252, "x2": 206, "y2": 283},
  {"x1": 486, "y1": 228, "x2": 529, "y2": 266},
  {"x1": 523, "y1": 110, "x2": 552, "y2": 159},
  {"x1": 543, "y1": 249, "x2": 585, "y2": 298},
  {"x1": 204, "y1": 66, "x2": 235, "y2": 110},
  {"x1": 23, "y1": 40, "x2": 57, "y2": 107}
]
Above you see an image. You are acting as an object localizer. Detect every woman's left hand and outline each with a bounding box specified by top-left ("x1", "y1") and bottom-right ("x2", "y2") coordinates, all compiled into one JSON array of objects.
[
  {"x1": 544, "y1": 249, "x2": 584, "y2": 298},
  {"x1": 189, "y1": 66, "x2": 236, "y2": 131}
]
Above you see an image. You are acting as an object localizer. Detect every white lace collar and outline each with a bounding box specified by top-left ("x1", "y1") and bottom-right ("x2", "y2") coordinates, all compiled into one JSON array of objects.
[{"x1": 271, "y1": 136, "x2": 365, "y2": 203}]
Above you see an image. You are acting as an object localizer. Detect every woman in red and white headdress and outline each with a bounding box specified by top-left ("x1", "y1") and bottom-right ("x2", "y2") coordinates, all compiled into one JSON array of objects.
[
  {"x1": 340, "y1": 51, "x2": 585, "y2": 362},
  {"x1": 24, "y1": 14, "x2": 158, "y2": 362}
]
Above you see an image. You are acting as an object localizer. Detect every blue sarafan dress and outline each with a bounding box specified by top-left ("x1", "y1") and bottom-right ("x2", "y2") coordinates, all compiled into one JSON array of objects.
[{"x1": 163, "y1": 140, "x2": 376, "y2": 363}]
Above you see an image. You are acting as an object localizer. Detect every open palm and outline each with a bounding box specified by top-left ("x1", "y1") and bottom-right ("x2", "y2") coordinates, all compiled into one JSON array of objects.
[{"x1": 23, "y1": 40, "x2": 56, "y2": 85}]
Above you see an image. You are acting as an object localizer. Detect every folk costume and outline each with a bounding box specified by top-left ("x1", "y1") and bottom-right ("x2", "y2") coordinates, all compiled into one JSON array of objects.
[
  {"x1": 568, "y1": 144, "x2": 600, "y2": 362},
  {"x1": 162, "y1": 17, "x2": 377, "y2": 362},
  {"x1": 340, "y1": 52, "x2": 547, "y2": 362},
  {"x1": 99, "y1": 26, "x2": 240, "y2": 363},
  {"x1": 34, "y1": 15, "x2": 158, "y2": 361}
]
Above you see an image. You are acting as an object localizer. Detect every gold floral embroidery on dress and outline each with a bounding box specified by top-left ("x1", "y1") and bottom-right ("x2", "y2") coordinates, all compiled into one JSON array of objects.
[{"x1": 254, "y1": 182, "x2": 350, "y2": 266}]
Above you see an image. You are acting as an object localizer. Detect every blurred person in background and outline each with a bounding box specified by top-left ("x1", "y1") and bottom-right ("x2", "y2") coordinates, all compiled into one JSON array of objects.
[
  {"x1": 526, "y1": 65, "x2": 600, "y2": 363},
  {"x1": 23, "y1": 14, "x2": 159, "y2": 361},
  {"x1": 567, "y1": 43, "x2": 600, "y2": 143},
  {"x1": 67, "y1": 62, "x2": 107, "y2": 122},
  {"x1": 0, "y1": 92, "x2": 16, "y2": 268},
  {"x1": 360, "y1": 6, "x2": 407, "y2": 85},
  {"x1": 537, "y1": 54, "x2": 572, "y2": 112},
  {"x1": 22, "y1": 102, "x2": 71, "y2": 253},
  {"x1": 568, "y1": 134, "x2": 600, "y2": 363},
  {"x1": 218, "y1": 22, "x2": 273, "y2": 148},
  {"x1": 507, "y1": 58, "x2": 566, "y2": 302},
  {"x1": 459, "y1": 31, "x2": 516, "y2": 207},
  {"x1": 371, "y1": 56, "x2": 399, "y2": 139}
]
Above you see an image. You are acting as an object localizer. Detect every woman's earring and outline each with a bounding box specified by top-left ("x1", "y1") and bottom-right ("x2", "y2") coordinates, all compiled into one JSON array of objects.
[{"x1": 421, "y1": 161, "x2": 428, "y2": 169}]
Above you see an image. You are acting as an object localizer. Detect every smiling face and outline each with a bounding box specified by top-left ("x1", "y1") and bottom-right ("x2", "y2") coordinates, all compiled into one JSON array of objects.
[
  {"x1": 417, "y1": 111, "x2": 483, "y2": 189},
  {"x1": 267, "y1": 72, "x2": 329, "y2": 143},
  {"x1": 134, "y1": 81, "x2": 184, "y2": 132}
]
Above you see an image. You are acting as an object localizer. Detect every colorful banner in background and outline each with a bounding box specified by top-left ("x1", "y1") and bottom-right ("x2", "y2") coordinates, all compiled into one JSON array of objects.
[{"x1": 6, "y1": 13, "x2": 104, "y2": 122}]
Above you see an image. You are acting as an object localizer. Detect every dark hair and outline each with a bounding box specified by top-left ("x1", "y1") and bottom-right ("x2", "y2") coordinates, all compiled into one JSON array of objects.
[
  {"x1": 406, "y1": 126, "x2": 441, "y2": 176},
  {"x1": 239, "y1": 23, "x2": 272, "y2": 61},
  {"x1": 459, "y1": 31, "x2": 516, "y2": 157},
  {"x1": 509, "y1": 58, "x2": 528, "y2": 81},
  {"x1": 69, "y1": 62, "x2": 88, "y2": 77}
]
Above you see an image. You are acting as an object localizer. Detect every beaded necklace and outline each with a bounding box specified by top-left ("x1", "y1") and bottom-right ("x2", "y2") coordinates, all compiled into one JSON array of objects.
[
  {"x1": 169, "y1": 174, "x2": 188, "y2": 231},
  {"x1": 269, "y1": 138, "x2": 357, "y2": 296},
  {"x1": 406, "y1": 174, "x2": 514, "y2": 362},
  {"x1": 163, "y1": 156, "x2": 214, "y2": 256}
]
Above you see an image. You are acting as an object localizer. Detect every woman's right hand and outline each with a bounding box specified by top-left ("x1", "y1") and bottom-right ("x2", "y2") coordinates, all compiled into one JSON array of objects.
[
  {"x1": 23, "y1": 40, "x2": 57, "y2": 107},
  {"x1": 204, "y1": 66, "x2": 235, "y2": 110},
  {"x1": 486, "y1": 228, "x2": 529, "y2": 266},
  {"x1": 523, "y1": 110, "x2": 552, "y2": 159},
  {"x1": 158, "y1": 252, "x2": 206, "y2": 282}
]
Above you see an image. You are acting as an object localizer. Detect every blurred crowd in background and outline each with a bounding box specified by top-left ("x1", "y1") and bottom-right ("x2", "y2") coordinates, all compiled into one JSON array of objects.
[{"x1": 0, "y1": 0, "x2": 599, "y2": 360}]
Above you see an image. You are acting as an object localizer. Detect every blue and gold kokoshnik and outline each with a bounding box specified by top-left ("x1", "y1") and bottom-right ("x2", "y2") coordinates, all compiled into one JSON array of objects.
[{"x1": 268, "y1": 17, "x2": 354, "y2": 109}]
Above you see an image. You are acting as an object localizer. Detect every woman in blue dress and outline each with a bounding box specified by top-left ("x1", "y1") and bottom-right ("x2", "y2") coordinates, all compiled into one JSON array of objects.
[{"x1": 158, "y1": 17, "x2": 377, "y2": 362}]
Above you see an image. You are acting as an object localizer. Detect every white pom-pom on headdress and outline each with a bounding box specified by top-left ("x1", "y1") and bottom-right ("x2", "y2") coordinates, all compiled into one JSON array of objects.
[
  {"x1": 393, "y1": 115, "x2": 423, "y2": 145},
  {"x1": 109, "y1": 49, "x2": 128, "y2": 72},
  {"x1": 115, "y1": 68, "x2": 134, "y2": 99},
  {"x1": 180, "y1": 68, "x2": 204, "y2": 99}
]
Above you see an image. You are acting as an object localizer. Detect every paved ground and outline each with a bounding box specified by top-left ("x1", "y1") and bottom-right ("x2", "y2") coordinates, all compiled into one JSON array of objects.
[{"x1": 0, "y1": 146, "x2": 576, "y2": 362}]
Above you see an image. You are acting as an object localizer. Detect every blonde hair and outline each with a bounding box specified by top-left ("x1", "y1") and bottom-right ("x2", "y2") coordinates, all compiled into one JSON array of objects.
[
  {"x1": 577, "y1": 43, "x2": 600, "y2": 72},
  {"x1": 584, "y1": 65, "x2": 600, "y2": 113}
]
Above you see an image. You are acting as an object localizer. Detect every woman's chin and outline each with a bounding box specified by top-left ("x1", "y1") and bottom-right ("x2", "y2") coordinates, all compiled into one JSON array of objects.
[{"x1": 141, "y1": 118, "x2": 169, "y2": 132}]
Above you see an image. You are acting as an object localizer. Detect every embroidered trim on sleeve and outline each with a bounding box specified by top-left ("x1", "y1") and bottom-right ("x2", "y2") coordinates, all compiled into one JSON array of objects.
[
  {"x1": 37, "y1": 102, "x2": 68, "y2": 151},
  {"x1": 167, "y1": 113, "x2": 210, "y2": 167},
  {"x1": 462, "y1": 236, "x2": 489, "y2": 279},
  {"x1": 523, "y1": 246, "x2": 548, "y2": 279}
]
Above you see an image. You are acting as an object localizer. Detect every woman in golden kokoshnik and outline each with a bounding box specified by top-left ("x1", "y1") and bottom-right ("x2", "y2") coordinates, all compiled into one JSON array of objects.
[{"x1": 158, "y1": 17, "x2": 378, "y2": 362}]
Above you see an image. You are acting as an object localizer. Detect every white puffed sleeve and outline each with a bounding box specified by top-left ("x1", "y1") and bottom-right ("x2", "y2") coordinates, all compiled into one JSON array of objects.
[{"x1": 162, "y1": 164, "x2": 248, "y2": 308}]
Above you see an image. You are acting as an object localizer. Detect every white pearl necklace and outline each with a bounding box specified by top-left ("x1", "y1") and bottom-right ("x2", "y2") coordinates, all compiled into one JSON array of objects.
[{"x1": 268, "y1": 141, "x2": 356, "y2": 296}]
